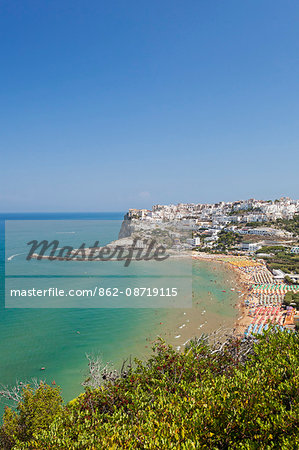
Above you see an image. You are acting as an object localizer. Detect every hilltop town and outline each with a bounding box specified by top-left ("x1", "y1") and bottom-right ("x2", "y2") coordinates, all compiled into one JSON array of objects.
[
  {"x1": 124, "y1": 197, "x2": 299, "y2": 335},
  {"x1": 128, "y1": 197, "x2": 298, "y2": 224},
  {"x1": 125, "y1": 197, "x2": 299, "y2": 273}
]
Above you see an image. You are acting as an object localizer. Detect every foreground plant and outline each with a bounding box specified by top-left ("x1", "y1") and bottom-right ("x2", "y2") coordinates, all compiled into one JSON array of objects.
[{"x1": 1, "y1": 329, "x2": 298, "y2": 449}]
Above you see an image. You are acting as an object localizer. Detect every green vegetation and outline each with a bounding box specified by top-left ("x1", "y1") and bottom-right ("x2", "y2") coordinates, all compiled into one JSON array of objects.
[
  {"x1": 276, "y1": 214, "x2": 299, "y2": 238},
  {"x1": 228, "y1": 207, "x2": 262, "y2": 216},
  {"x1": 284, "y1": 291, "x2": 299, "y2": 308},
  {"x1": 244, "y1": 215, "x2": 299, "y2": 239},
  {"x1": 1, "y1": 330, "x2": 298, "y2": 449},
  {"x1": 215, "y1": 230, "x2": 242, "y2": 251},
  {"x1": 257, "y1": 246, "x2": 287, "y2": 254},
  {"x1": 245, "y1": 221, "x2": 271, "y2": 228},
  {"x1": 267, "y1": 252, "x2": 299, "y2": 274},
  {"x1": 255, "y1": 246, "x2": 299, "y2": 274},
  {"x1": 0, "y1": 384, "x2": 62, "y2": 449},
  {"x1": 284, "y1": 275, "x2": 296, "y2": 285}
]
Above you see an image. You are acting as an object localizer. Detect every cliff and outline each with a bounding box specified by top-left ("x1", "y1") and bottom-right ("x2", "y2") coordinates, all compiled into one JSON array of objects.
[{"x1": 118, "y1": 216, "x2": 135, "y2": 239}]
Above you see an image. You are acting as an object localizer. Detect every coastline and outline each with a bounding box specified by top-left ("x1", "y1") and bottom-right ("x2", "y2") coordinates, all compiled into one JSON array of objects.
[
  {"x1": 192, "y1": 252, "x2": 253, "y2": 337},
  {"x1": 144, "y1": 256, "x2": 242, "y2": 352}
]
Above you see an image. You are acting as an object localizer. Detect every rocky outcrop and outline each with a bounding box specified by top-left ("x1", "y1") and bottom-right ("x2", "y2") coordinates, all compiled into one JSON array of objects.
[{"x1": 118, "y1": 217, "x2": 135, "y2": 239}]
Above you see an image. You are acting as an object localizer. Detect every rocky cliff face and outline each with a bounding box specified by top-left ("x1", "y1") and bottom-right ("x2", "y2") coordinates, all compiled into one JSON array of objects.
[{"x1": 118, "y1": 217, "x2": 135, "y2": 239}]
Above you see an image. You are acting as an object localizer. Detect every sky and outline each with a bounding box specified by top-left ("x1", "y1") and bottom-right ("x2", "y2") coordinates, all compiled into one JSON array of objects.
[{"x1": 0, "y1": 0, "x2": 298, "y2": 212}]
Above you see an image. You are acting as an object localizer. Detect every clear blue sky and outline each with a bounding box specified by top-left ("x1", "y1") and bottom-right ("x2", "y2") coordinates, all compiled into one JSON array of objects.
[{"x1": 1, "y1": 0, "x2": 298, "y2": 212}]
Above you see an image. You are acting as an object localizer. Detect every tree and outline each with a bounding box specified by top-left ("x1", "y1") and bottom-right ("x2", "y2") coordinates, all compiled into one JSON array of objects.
[
  {"x1": 284, "y1": 275, "x2": 294, "y2": 285},
  {"x1": 0, "y1": 383, "x2": 62, "y2": 449}
]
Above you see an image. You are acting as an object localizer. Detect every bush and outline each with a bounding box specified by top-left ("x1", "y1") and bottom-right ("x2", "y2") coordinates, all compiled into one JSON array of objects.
[
  {"x1": 1, "y1": 330, "x2": 299, "y2": 449},
  {"x1": 284, "y1": 291, "x2": 299, "y2": 308},
  {"x1": 0, "y1": 383, "x2": 62, "y2": 449},
  {"x1": 285, "y1": 275, "x2": 295, "y2": 285}
]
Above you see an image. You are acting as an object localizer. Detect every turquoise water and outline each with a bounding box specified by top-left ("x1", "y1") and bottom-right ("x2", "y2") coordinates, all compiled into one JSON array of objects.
[{"x1": 0, "y1": 213, "x2": 238, "y2": 413}]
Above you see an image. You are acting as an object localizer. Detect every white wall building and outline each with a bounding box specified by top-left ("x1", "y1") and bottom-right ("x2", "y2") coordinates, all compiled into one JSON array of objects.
[
  {"x1": 186, "y1": 237, "x2": 201, "y2": 246},
  {"x1": 241, "y1": 242, "x2": 260, "y2": 252}
]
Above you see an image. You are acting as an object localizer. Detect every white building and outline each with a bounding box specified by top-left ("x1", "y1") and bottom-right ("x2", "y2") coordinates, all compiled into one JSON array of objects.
[
  {"x1": 241, "y1": 242, "x2": 260, "y2": 252},
  {"x1": 272, "y1": 269, "x2": 285, "y2": 281},
  {"x1": 248, "y1": 228, "x2": 271, "y2": 236},
  {"x1": 238, "y1": 228, "x2": 250, "y2": 235},
  {"x1": 186, "y1": 237, "x2": 201, "y2": 246}
]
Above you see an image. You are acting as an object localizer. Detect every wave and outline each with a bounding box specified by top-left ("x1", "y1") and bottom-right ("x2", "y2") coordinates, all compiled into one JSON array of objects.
[{"x1": 7, "y1": 252, "x2": 25, "y2": 261}]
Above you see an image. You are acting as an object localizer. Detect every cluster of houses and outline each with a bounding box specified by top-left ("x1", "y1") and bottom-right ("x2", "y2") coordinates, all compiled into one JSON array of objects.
[
  {"x1": 127, "y1": 197, "x2": 298, "y2": 225},
  {"x1": 126, "y1": 197, "x2": 298, "y2": 252}
]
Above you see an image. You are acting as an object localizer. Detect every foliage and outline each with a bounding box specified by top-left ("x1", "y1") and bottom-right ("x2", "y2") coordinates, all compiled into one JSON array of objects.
[
  {"x1": 284, "y1": 291, "x2": 299, "y2": 308},
  {"x1": 243, "y1": 214, "x2": 299, "y2": 238},
  {"x1": 215, "y1": 230, "x2": 242, "y2": 251},
  {"x1": 276, "y1": 214, "x2": 299, "y2": 238},
  {"x1": 255, "y1": 246, "x2": 299, "y2": 274},
  {"x1": 256, "y1": 246, "x2": 287, "y2": 254},
  {"x1": 0, "y1": 383, "x2": 62, "y2": 449},
  {"x1": 284, "y1": 275, "x2": 296, "y2": 285},
  {"x1": 245, "y1": 221, "x2": 274, "y2": 228},
  {"x1": 267, "y1": 252, "x2": 299, "y2": 274},
  {"x1": 228, "y1": 207, "x2": 262, "y2": 216},
  {"x1": 1, "y1": 330, "x2": 299, "y2": 449}
]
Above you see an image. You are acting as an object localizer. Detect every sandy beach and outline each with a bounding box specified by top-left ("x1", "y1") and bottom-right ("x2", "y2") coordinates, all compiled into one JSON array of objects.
[
  {"x1": 192, "y1": 252, "x2": 257, "y2": 337},
  {"x1": 191, "y1": 251, "x2": 298, "y2": 338},
  {"x1": 138, "y1": 254, "x2": 244, "y2": 353}
]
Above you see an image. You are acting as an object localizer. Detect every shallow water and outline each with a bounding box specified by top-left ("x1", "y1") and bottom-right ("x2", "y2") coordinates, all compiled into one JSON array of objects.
[{"x1": 0, "y1": 213, "x2": 239, "y2": 412}]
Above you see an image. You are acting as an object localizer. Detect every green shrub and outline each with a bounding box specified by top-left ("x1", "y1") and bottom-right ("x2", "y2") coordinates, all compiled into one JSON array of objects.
[
  {"x1": 0, "y1": 383, "x2": 62, "y2": 449},
  {"x1": 1, "y1": 331, "x2": 299, "y2": 449},
  {"x1": 284, "y1": 291, "x2": 299, "y2": 308}
]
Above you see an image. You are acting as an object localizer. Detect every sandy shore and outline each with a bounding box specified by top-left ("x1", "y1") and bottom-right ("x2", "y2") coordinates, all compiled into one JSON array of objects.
[
  {"x1": 140, "y1": 254, "x2": 246, "y2": 353},
  {"x1": 192, "y1": 252, "x2": 254, "y2": 337}
]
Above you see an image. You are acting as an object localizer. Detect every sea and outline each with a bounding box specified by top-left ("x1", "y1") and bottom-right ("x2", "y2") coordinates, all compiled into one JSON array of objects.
[{"x1": 0, "y1": 212, "x2": 239, "y2": 413}]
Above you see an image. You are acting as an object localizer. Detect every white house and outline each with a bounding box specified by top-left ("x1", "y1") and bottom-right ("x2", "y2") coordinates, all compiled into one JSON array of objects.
[
  {"x1": 186, "y1": 237, "x2": 201, "y2": 246},
  {"x1": 238, "y1": 228, "x2": 250, "y2": 235},
  {"x1": 241, "y1": 242, "x2": 260, "y2": 252}
]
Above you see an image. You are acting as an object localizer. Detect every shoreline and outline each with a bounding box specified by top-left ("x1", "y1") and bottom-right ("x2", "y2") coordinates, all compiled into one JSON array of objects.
[
  {"x1": 145, "y1": 255, "x2": 243, "y2": 352},
  {"x1": 192, "y1": 252, "x2": 254, "y2": 337},
  {"x1": 190, "y1": 252, "x2": 297, "y2": 337}
]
